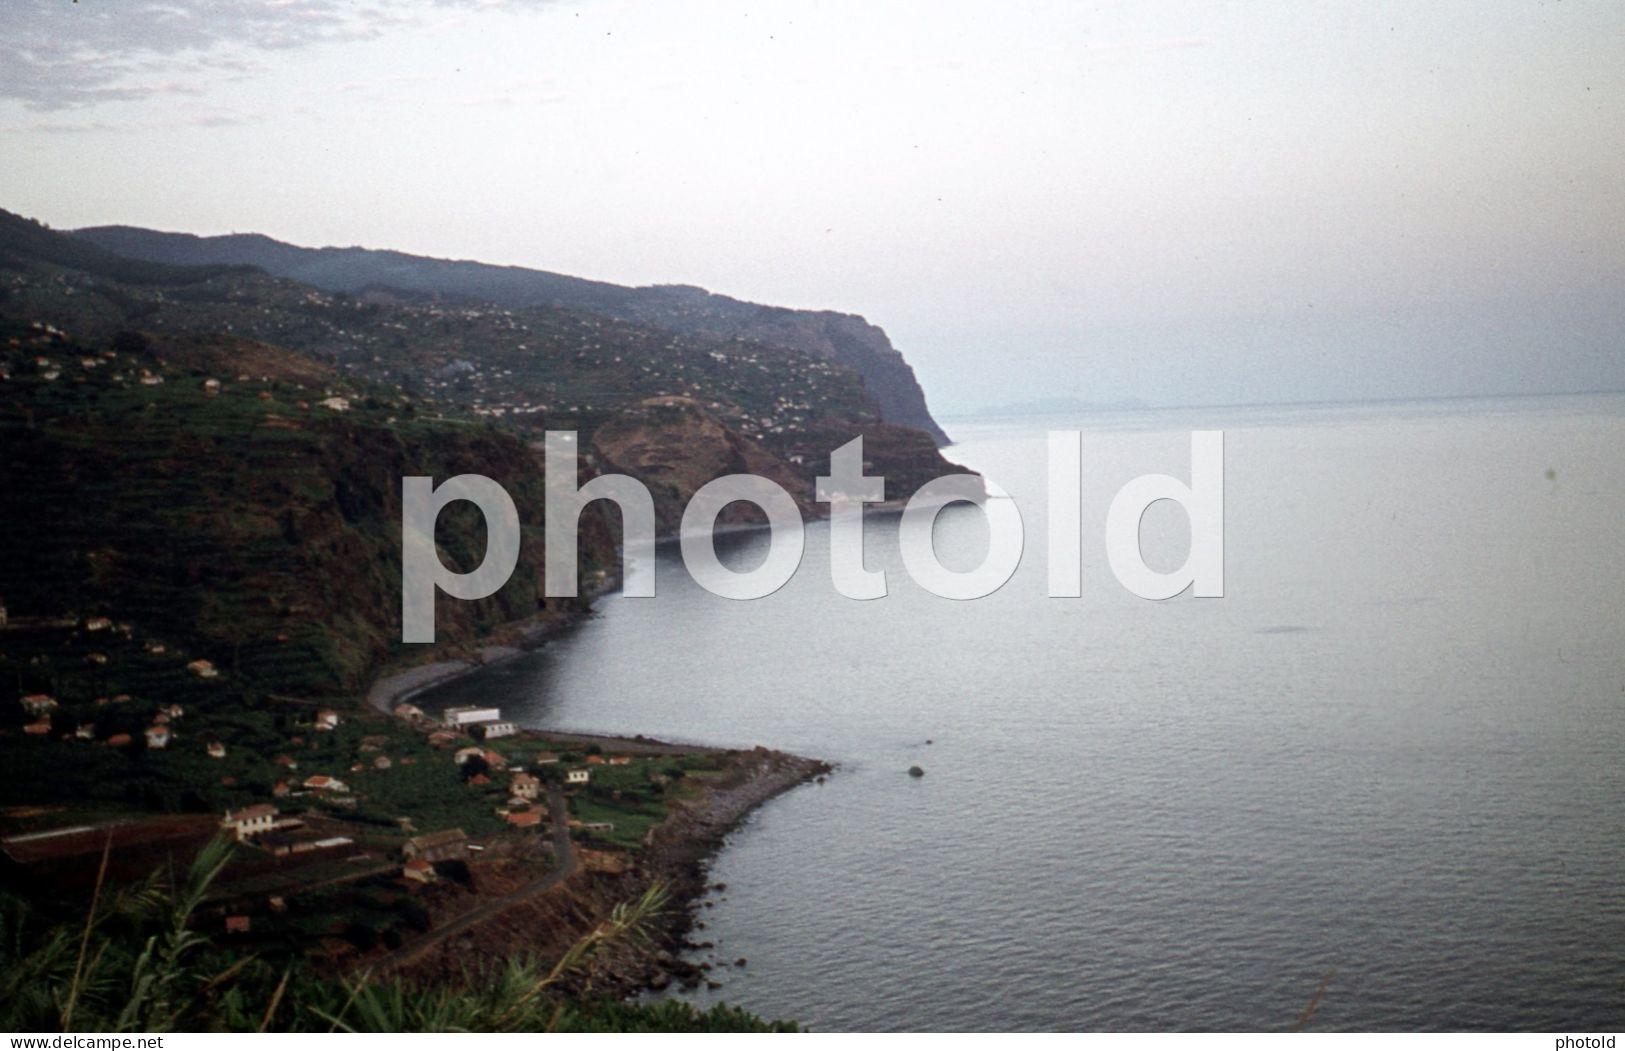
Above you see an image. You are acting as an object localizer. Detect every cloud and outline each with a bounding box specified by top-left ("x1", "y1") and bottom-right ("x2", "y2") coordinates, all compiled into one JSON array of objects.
[
  {"x1": 0, "y1": 118, "x2": 121, "y2": 135},
  {"x1": 0, "y1": 0, "x2": 554, "y2": 110},
  {"x1": 0, "y1": 108, "x2": 255, "y2": 135}
]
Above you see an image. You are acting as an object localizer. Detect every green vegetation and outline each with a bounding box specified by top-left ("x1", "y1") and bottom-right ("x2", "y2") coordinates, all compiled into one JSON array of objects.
[
  {"x1": 0, "y1": 210, "x2": 849, "y2": 1031},
  {"x1": 0, "y1": 316, "x2": 598, "y2": 700},
  {"x1": 0, "y1": 838, "x2": 795, "y2": 1032}
]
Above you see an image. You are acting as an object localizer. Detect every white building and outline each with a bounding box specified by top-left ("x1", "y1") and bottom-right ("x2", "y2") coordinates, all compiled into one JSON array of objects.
[
  {"x1": 565, "y1": 768, "x2": 590, "y2": 786},
  {"x1": 443, "y1": 706, "x2": 501, "y2": 728},
  {"x1": 475, "y1": 721, "x2": 519, "y2": 740},
  {"x1": 222, "y1": 804, "x2": 278, "y2": 842}
]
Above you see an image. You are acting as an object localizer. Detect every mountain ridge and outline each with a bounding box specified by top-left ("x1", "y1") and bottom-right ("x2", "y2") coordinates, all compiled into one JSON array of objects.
[{"x1": 72, "y1": 224, "x2": 951, "y2": 445}]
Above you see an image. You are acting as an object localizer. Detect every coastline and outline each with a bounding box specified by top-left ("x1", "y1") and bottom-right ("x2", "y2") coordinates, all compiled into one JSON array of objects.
[{"x1": 360, "y1": 576, "x2": 831, "y2": 1000}]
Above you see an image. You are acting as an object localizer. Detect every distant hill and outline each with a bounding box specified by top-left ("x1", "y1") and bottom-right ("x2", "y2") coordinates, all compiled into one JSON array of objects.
[
  {"x1": 72, "y1": 224, "x2": 951, "y2": 444},
  {"x1": 974, "y1": 395, "x2": 1152, "y2": 417}
]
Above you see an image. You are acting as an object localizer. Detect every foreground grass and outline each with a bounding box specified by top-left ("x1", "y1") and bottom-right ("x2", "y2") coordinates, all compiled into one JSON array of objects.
[{"x1": 0, "y1": 836, "x2": 795, "y2": 1033}]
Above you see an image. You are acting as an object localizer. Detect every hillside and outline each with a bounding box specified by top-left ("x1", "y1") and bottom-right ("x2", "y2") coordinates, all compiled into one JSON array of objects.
[
  {"x1": 0, "y1": 316, "x2": 611, "y2": 694},
  {"x1": 0, "y1": 207, "x2": 974, "y2": 688},
  {"x1": 0, "y1": 215, "x2": 957, "y2": 1001},
  {"x1": 72, "y1": 224, "x2": 952, "y2": 444}
]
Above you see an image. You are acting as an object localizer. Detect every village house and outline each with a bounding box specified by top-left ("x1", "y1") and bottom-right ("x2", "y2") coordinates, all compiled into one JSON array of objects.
[
  {"x1": 224, "y1": 915, "x2": 250, "y2": 934},
  {"x1": 302, "y1": 775, "x2": 349, "y2": 793},
  {"x1": 393, "y1": 702, "x2": 425, "y2": 720},
  {"x1": 20, "y1": 694, "x2": 56, "y2": 717},
  {"x1": 482, "y1": 750, "x2": 508, "y2": 771},
  {"x1": 314, "y1": 710, "x2": 340, "y2": 732},
  {"x1": 566, "y1": 768, "x2": 590, "y2": 786},
  {"x1": 75, "y1": 723, "x2": 95, "y2": 740},
  {"x1": 105, "y1": 733, "x2": 132, "y2": 747},
  {"x1": 427, "y1": 731, "x2": 459, "y2": 748},
  {"x1": 585, "y1": 754, "x2": 606, "y2": 765},
  {"x1": 164, "y1": 704, "x2": 184, "y2": 719},
  {"x1": 402, "y1": 828, "x2": 468, "y2": 863},
  {"x1": 85, "y1": 616, "x2": 112, "y2": 632},
  {"x1": 207, "y1": 741, "x2": 227, "y2": 759},
  {"x1": 221, "y1": 804, "x2": 278, "y2": 842},
  {"x1": 510, "y1": 772, "x2": 541, "y2": 801},
  {"x1": 608, "y1": 756, "x2": 632, "y2": 766},
  {"x1": 506, "y1": 810, "x2": 544, "y2": 830},
  {"x1": 272, "y1": 780, "x2": 291, "y2": 798},
  {"x1": 534, "y1": 752, "x2": 560, "y2": 765},
  {"x1": 442, "y1": 705, "x2": 501, "y2": 729},
  {"x1": 474, "y1": 721, "x2": 519, "y2": 740},
  {"x1": 145, "y1": 726, "x2": 171, "y2": 749},
  {"x1": 402, "y1": 858, "x2": 436, "y2": 883},
  {"x1": 23, "y1": 718, "x2": 51, "y2": 736},
  {"x1": 453, "y1": 746, "x2": 485, "y2": 766},
  {"x1": 442, "y1": 708, "x2": 497, "y2": 730},
  {"x1": 373, "y1": 755, "x2": 392, "y2": 770},
  {"x1": 186, "y1": 659, "x2": 218, "y2": 679}
]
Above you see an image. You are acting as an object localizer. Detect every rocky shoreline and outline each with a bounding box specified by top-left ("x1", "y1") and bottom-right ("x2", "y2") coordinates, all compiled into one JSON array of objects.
[
  {"x1": 601, "y1": 747, "x2": 831, "y2": 997},
  {"x1": 378, "y1": 743, "x2": 829, "y2": 1000},
  {"x1": 361, "y1": 596, "x2": 831, "y2": 1002}
]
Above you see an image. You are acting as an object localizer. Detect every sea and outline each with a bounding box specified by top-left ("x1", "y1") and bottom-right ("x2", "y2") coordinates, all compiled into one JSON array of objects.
[{"x1": 416, "y1": 394, "x2": 1625, "y2": 1031}]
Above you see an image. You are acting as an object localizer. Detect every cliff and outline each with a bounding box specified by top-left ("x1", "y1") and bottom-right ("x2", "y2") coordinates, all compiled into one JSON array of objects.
[
  {"x1": 70, "y1": 225, "x2": 951, "y2": 444},
  {"x1": 0, "y1": 318, "x2": 617, "y2": 695}
]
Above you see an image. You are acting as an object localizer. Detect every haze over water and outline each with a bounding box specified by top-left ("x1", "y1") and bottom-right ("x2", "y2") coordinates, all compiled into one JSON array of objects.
[{"x1": 421, "y1": 395, "x2": 1625, "y2": 1030}]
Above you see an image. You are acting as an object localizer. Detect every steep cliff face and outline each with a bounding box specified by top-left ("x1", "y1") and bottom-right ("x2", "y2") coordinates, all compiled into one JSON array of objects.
[
  {"x1": 70, "y1": 226, "x2": 951, "y2": 444},
  {"x1": 0, "y1": 319, "x2": 619, "y2": 696},
  {"x1": 591, "y1": 397, "x2": 816, "y2": 533}
]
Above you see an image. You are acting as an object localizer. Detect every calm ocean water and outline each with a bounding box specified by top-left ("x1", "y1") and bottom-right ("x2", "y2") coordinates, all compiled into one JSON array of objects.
[{"x1": 420, "y1": 395, "x2": 1625, "y2": 1031}]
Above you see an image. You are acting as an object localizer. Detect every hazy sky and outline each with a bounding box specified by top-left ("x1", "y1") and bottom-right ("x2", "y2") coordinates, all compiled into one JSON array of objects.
[{"x1": 4, "y1": 1, "x2": 1622, "y2": 413}]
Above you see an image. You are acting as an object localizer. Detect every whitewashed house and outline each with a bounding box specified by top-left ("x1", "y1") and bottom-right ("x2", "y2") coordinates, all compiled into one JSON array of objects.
[{"x1": 221, "y1": 804, "x2": 278, "y2": 842}]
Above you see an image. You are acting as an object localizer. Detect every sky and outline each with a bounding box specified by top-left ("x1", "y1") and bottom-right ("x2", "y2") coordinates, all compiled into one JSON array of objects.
[{"x1": 3, "y1": 0, "x2": 1623, "y2": 414}]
